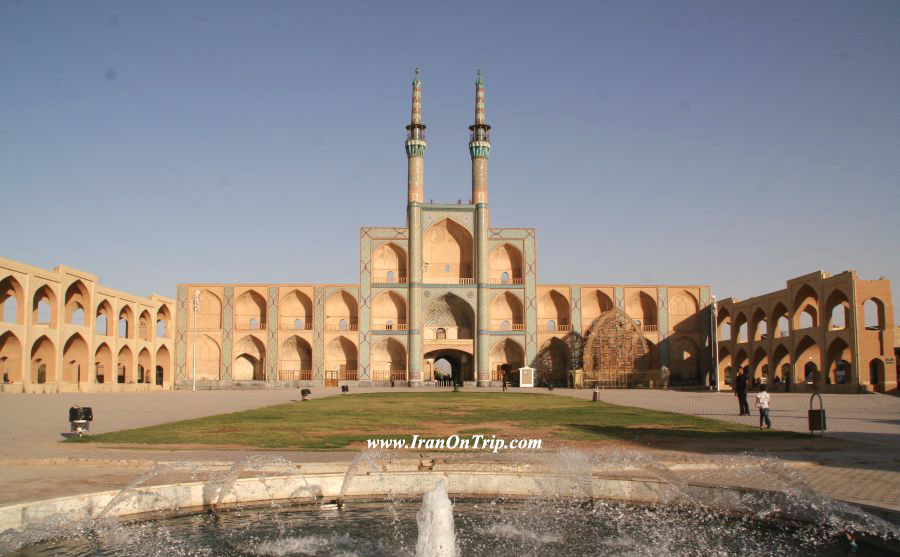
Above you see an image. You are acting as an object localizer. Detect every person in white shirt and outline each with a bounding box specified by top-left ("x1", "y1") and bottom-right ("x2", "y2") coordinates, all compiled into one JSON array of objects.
[{"x1": 755, "y1": 385, "x2": 771, "y2": 430}]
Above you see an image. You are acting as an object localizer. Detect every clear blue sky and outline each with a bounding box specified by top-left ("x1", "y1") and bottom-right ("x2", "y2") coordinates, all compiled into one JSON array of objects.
[{"x1": 2, "y1": 1, "x2": 898, "y2": 318}]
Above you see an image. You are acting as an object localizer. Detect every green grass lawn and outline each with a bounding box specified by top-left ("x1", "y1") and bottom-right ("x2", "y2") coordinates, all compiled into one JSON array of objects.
[{"x1": 68, "y1": 392, "x2": 801, "y2": 451}]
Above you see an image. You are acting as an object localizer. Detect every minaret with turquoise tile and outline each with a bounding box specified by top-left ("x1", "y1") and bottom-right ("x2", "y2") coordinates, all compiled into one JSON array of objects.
[
  {"x1": 470, "y1": 70, "x2": 492, "y2": 386},
  {"x1": 406, "y1": 69, "x2": 426, "y2": 386}
]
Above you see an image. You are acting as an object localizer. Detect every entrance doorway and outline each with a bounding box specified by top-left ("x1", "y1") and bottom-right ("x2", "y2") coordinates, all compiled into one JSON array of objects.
[
  {"x1": 424, "y1": 349, "x2": 472, "y2": 385},
  {"x1": 325, "y1": 370, "x2": 339, "y2": 387}
]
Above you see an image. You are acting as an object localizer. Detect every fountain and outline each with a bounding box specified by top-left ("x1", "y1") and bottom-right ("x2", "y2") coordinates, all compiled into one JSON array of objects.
[
  {"x1": 0, "y1": 449, "x2": 897, "y2": 556},
  {"x1": 415, "y1": 480, "x2": 458, "y2": 557}
]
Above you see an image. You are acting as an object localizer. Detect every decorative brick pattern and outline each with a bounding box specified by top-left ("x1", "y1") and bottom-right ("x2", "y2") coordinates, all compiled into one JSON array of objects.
[
  {"x1": 222, "y1": 286, "x2": 234, "y2": 381},
  {"x1": 175, "y1": 285, "x2": 187, "y2": 380},
  {"x1": 658, "y1": 287, "x2": 669, "y2": 367},
  {"x1": 313, "y1": 287, "x2": 324, "y2": 381},
  {"x1": 267, "y1": 286, "x2": 278, "y2": 381}
]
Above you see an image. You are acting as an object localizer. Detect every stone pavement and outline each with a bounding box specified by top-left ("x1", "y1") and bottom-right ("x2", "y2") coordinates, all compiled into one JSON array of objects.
[
  {"x1": 555, "y1": 388, "x2": 900, "y2": 447},
  {"x1": 0, "y1": 387, "x2": 898, "y2": 511}
]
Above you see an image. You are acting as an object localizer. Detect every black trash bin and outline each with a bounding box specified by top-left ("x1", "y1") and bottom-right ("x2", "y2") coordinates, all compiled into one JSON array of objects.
[
  {"x1": 341, "y1": 385, "x2": 349, "y2": 393},
  {"x1": 300, "y1": 388, "x2": 311, "y2": 401},
  {"x1": 68, "y1": 406, "x2": 93, "y2": 435},
  {"x1": 808, "y1": 393, "x2": 826, "y2": 435}
]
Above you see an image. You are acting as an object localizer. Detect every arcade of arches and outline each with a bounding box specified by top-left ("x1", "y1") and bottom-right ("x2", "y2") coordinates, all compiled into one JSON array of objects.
[
  {"x1": 717, "y1": 270, "x2": 896, "y2": 394},
  {"x1": 1, "y1": 257, "x2": 175, "y2": 393}
]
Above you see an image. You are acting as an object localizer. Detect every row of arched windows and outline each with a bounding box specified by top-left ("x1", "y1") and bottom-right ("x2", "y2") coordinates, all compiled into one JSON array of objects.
[
  {"x1": 1, "y1": 275, "x2": 172, "y2": 339},
  {"x1": 718, "y1": 289, "x2": 886, "y2": 342}
]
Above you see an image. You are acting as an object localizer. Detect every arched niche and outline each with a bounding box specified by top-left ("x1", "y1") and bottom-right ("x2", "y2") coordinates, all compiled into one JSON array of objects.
[
  {"x1": 488, "y1": 244, "x2": 523, "y2": 284},
  {"x1": 325, "y1": 290, "x2": 358, "y2": 331},
  {"x1": 489, "y1": 291, "x2": 523, "y2": 330},
  {"x1": 423, "y1": 219, "x2": 474, "y2": 283},
  {"x1": 372, "y1": 243, "x2": 408, "y2": 283},
  {"x1": 371, "y1": 290, "x2": 406, "y2": 330}
]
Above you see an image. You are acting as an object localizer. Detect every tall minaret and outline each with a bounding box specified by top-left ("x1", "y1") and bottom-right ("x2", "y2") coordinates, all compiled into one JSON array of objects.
[
  {"x1": 470, "y1": 70, "x2": 492, "y2": 387},
  {"x1": 406, "y1": 69, "x2": 425, "y2": 386},
  {"x1": 406, "y1": 68, "x2": 426, "y2": 203}
]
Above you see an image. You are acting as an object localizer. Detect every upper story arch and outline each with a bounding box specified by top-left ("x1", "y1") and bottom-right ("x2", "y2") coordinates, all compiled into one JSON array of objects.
[
  {"x1": 423, "y1": 219, "x2": 473, "y2": 283},
  {"x1": 138, "y1": 310, "x2": 153, "y2": 340},
  {"x1": 64, "y1": 280, "x2": 90, "y2": 327},
  {"x1": 325, "y1": 290, "x2": 358, "y2": 331},
  {"x1": 1, "y1": 275, "x2": 24, "y2": 325},
  {"x1": 156, "y1": 305, "x2": 171, "y2": 337},
  {"x1": 371, "y1": 290, "x2": 407, "y2": 330},
  {"x1": 825, "y1": 289, "x2": 850, "y2": 330},
  {"x1": 717, "y1": 307, "x2": 732, "y2": 341},
  {"x1": 194, "y1": 289, "x2": 223, "y2": 330},
  {"x1": 733, "y1": 311, "x2": 748, "y2": 343},
  {"x1": 489, "y1": 291, "x2": 524, "y2": 330},
  {"x1": 32, "y1": 284, "x2": 57, "y2": 327},
  {"x1": 582, "y1": 289, "x2": 614, "y2": 331},
  {"x1": 538, "y1": 289, "x2": 570, "y2": 332},
  {"x1": 235, "y1": 290, "x2": 267, "y2": 330},
  {"x1": 669, "y1": 290, "x2": 699, "y2": 332},
  {"x1": 772, "y1": 302, "x2": 789, "y2": 337},
  {"x1": 118, "y1": 305, "x2": 134, "y2": 339},
  {"x1": 862, "y1": 297, "x2": 886, "y2": 330},
  {"x1": 280, "y1": 289, "x2": 313, "y2": 330},
  {"x1": 488, "y1": 243, "x2": 523, "y2": 284},
  {"x1": 793, "y1": 284, "x2": 819, "y2": 330},
  {"x1": 95, "y1": 300, "x2": 113, "y2": 336},
  {"x1": 751, "y1": 308, "x2": 767, "y2": 341},
  {"x1": 372, "y1": 243, "x2": 408, "y2": 284},
  {"x1": 626, "y1": 291, "x2": 657, "y2": 332}
]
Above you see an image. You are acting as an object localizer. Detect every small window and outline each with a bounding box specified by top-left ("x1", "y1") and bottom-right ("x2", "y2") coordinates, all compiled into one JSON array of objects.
[
  {"x1": 435, "y1": 327, "x2": 447, "y2": 340},
  {"x1": 249, "y1": 318, "x2": 258, "y2": 330},
  {"x1": 444, "y1": 264, "x2": 451, "y2": 273},
  {"x1": 502, "y1": 320, "x2": 510, "y2": 330},
  {"x1": 386, "y1": 320, "x2": 394, "y2": 330},
  {"x1": 547, "y1": 320, "x2": 556, "y2": 332},
  {"x1": 294, "y1": 319, "x2": 302, "y2": 330},
  {"x1": 386, "y1": 271, "x2": 395, "y2": 283},
  {"x1": 500, "y1": 272, "x2": 510, "y2": 284},
  {"x1": 339, "y1": 319, "x2": 348, "y2": 331}
]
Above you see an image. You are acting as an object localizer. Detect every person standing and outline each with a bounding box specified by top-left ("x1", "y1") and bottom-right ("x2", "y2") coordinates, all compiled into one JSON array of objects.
[
  {"x1": 735, "y1": 367, "x2": 750, "y2": 415},
  {"x1": 755, "y1": 384, "x2": 772, "y2": 429}
]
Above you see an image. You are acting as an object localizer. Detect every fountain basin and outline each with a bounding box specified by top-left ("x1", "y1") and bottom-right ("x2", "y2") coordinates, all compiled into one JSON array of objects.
[{"x1": 1, "y1": 455, "x2": 897, "y2": 555}]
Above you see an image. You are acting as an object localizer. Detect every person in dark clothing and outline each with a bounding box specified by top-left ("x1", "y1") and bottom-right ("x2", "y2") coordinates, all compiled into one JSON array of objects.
[
  {"x1": 501, "y1": 364, "x2": 510, "y2": 392},
  {"x1": 735, "y1": 367, "x2": 750, "y2": 415}
]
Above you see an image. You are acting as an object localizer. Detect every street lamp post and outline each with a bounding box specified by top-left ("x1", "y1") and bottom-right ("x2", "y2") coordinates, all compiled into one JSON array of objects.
[
  {"x1": 711, "y1": 295, "x2": 720, "y2": 392},
  {"x1": 192, "y1": 290, "x2": 200, "y2": 392}
]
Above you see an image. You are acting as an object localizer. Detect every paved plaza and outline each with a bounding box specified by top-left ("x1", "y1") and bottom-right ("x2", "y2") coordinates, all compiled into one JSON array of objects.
[{"x1": 0, "y1": 387, "x2": 898, "y2": 511}]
